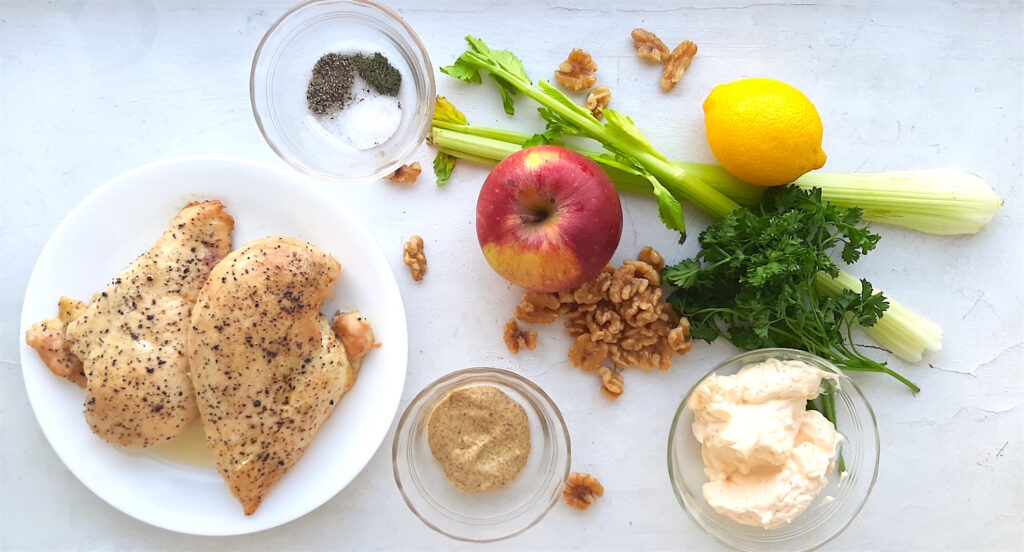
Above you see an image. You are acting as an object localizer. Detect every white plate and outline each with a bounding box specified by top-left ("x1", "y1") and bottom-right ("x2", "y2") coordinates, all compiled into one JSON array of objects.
[{"x1": 19, "y1": 155, "x2": 408, "y2": 535}]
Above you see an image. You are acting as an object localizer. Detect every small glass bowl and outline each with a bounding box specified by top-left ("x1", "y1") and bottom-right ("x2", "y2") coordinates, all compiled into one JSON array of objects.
[
  {"x1": 250, "y1": 0, "x2": 435, "y2": 182},
  {"x1": 668, "y1": 348, "x2": 880, "y2": 552},
  {"x1": 392, "y1": 368, "x2": 571, "y2": 542}
]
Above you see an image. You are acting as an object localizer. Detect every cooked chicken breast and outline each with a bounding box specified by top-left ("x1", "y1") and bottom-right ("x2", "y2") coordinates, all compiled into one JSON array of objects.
[
  {"x1": 188, "y1": 237, "x2": 373, "y2": 515},
  {"x1": 54, "y1": 200, "x2": 234, "y2": 447},
  {"x1": 26, "y1": 297, "x2": 90, "y2": 387}
]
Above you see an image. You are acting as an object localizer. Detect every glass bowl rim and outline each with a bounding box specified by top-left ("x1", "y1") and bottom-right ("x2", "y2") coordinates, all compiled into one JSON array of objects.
[
  {"x1": 249, "y1": 0, "x2": 436, "y2": 183},
  {"x1": 392, "y1": 367, "x2": 572, "y2": 543},
  {"x1": 667, "y1": 347, "x2": 881, "y2": 551}
]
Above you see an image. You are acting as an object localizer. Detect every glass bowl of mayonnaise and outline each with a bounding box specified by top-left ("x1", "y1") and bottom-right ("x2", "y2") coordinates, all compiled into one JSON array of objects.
[
  {"x1": 668, "y1": 348, "x2": 880, "y2": 552},
  {"x1": 392, "y1": 368, "x2": 571, "y2": 542}
]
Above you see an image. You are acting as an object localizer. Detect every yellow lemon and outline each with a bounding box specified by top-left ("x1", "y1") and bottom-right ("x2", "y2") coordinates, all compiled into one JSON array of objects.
[{"x1": 703, "y1": 78, "x2": 827, "y2": 187}]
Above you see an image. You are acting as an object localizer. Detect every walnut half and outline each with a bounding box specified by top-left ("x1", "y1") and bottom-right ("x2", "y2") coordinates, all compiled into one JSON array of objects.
[
  {"x1": 661, "y1": 40, "x2": 698, "y2": 92},
  {"x1": 564, "y1": 472, "x2": 604, "y2": 510},
  {"x1": 555, "y1": 48, "x2": 597, "y2": 91},
  {"x1": 598, "y1": 366, "x2": 624, "y2": 400},
  {"x1": 402, "y1": 235, "x2": 426, "y2": 282},
  {"x1": 631, "y1": 28, "x2": 670, "y2": 62}
]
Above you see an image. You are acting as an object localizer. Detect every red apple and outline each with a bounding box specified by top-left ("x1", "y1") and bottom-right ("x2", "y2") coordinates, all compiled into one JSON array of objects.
[{"x1": 476, "y1": 145, "x2": 623, "y2": 292}]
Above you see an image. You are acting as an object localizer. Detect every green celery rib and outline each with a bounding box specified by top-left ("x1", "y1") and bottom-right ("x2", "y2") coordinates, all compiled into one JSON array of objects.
[
  {"x1": 431, "y1": 123, "x2": 1001, "y2": 234},
  {"x1": 431, "y1": 126, "x2": 751, "y2": 209}
]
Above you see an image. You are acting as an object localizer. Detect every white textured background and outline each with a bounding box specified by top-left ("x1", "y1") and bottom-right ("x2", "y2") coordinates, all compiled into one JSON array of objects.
[{"x1": 1, "y1": 1, "x2": 1022, "y2": 550}]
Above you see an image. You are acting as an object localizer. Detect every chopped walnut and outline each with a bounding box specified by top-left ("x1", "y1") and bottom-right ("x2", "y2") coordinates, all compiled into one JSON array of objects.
[
  {"x1": 514, "y1": 291, "x2": 561, "y2": 324},
  {"x1": 402, "y1": 235, "x2": 426, "y2": 282},
  {"x1": 667, "y1": 317, "x2": 693, "y2": 354},
  {"x1": 505, "y1": 247, "x2": 694, "y2": 398},
  {"x1": 631, "y1": 28, "x2": 670, "y2": 63},
  {"x1": 555, "y1": 48, "x2": 597, "y2": 91},
  {"x1": 584, "y1": 85, "x2": 610, "y2": 119},
  {"x1": 564, "y1": 472, "x2": 604, "y2": 510},
  {"x1": 572, "y1": 265, "x2": 614, "y2": 304},
  {"x1": 388, "y1": 162, "x2": 421, "y2": 184},
  {"x1": 503, "y1": 318, "x2": 538, "y2": 354},
  {"x1": 588, "y1": 308, "x2": 624, "y2": 344},
  {"x1": 569, "y1": 334, "x2": 609, "y2": 372},
  {"x1": 661, "y1": 40, "x2": 698, "y2": 92},
  {"x1": 609, "y1": 260, "x2": 660, "y2": 304},
  {"x1": 598, "y1": 366, "x2": 623, "y2": 400},
  {"x1": 638, "y1": 247, "x2": 664, "y2": 272}
]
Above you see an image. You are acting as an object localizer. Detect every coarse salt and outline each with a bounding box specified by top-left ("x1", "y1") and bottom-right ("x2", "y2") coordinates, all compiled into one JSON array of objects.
[{"x1": 315, "y1": 80, "x2": 402, "y2": 150}]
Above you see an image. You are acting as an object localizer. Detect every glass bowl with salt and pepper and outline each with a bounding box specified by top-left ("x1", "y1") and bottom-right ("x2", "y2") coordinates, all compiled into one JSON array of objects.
[{"x1": 251, "y1": 0, "x2": 435, "y2": 182}]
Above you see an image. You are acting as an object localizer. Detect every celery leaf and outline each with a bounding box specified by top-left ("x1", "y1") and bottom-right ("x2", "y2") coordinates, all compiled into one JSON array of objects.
[
  {"x1": 490, "y1": 74, "x2": 518, "y2": 115},
  {"x1": 433, "y1": 96, "x2": 467, "y2": 125},
  {"x1": 440, "y1": 56, "x2": 481, "y2": 84},
  {"x1": 433, "y1": 152, "x2": 456, "y2": 187},
  {"x1": 489, "y1": 48, "x2": 531, "y2": 84},
  {"x1": 647, "y1": 175, "x2": 687, "y2": 241}
]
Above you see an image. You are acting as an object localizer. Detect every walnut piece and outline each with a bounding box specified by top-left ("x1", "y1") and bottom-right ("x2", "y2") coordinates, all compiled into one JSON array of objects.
[
  {"x1": 555, "y1": 48, "x2": 597, "y2": 91},
  {"x1": 661, "y1": 40, "x2": 698, "y2": 92},
  {"x1": 504, "y1": 318, "x2": 538, "y2": 354},
  {"x1": 402, "y1": 235, "x2": 426, "y2": 282},
  {"x1": 388, "y1": 162, "x2": 421, "y2": 184},
  {"x1": 564, "y1": 472, "x2": 604, "y2": 510},
  {"x1": 569, "y1": 334, "x2": 609, "y2": 372},
  {"x1": 584, "y1": 85, "x2": 611, "y2": 119},
  {"x1": 609, "y1": 260, "x2": 661, "y2": 304},
  {"x1": 667, "y1": 317, "x2": 693, "y2": 354},
  {"x1": 514, "y1": 291, "x2": 561, "y2": 324},
  {"x1": 637, "y1": 246, "x2": 664, "y2": 272},
  {"x1": 631, "y1": 28, "x2": 670, "y2": 63},
  {"x1": 598, "y1": 366, "x2": 623, "y2": 400}
]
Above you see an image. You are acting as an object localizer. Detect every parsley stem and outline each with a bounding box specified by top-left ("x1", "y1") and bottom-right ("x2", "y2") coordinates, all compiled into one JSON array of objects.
[{"x1": 821, "y1": 380, "x2": 846, "y2": 473}]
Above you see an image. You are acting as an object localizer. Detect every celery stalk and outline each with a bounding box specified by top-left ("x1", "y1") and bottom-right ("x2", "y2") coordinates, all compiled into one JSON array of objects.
[
  {"x1": 815, "y1": 271, "x2": 942, "y2": 362},
  {"x1": 793, "y1": 170, "x2": 1002, "y2": 235},
  {"x1": 431, "y1": 124, "x2": 1001, "y2": 235}
]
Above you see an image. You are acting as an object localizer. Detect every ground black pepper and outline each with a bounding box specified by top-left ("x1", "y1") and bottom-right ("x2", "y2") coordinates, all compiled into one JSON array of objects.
[{"x1": 307, "y1": 53, "x2": 356, "y2": 115}]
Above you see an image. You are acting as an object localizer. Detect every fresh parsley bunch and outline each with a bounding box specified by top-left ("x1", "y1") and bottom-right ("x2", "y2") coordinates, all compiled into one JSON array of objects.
[{"x1": 664, "y1": 186, "x2": 918, "y2": 391}]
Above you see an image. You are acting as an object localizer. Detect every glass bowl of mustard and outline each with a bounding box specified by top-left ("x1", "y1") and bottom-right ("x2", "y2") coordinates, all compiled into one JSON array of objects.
[
  {"x1": 668, "y1": 348, "x2": 881, "y2": 552},
  {"x1": 251, "y1": 0, "x2": 435, "y2": 183},
  {"x1": 392, "y1": 368, "x2": 571, "y2": 542}
]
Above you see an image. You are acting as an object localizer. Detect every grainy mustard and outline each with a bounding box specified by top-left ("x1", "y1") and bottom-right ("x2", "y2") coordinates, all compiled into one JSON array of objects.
[{"x1": 427, "y1": 385, "x2": 530, "y2": 493}]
